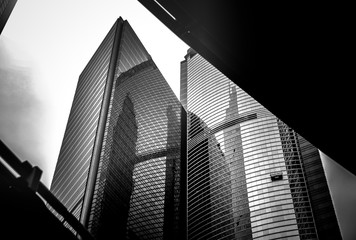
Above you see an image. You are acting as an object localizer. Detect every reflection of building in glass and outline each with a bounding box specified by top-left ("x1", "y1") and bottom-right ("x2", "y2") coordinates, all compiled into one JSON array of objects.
[
  {"x1": 51, "y1": 18, "x2": 185, "y2": 240},
  {"x1": 188, "y1": 112, "x2": 236, "y2": 239},
  {"x1": 223, "y1": 86, "x2": 252, "y2": 240},
  {"x1": 90, "y1": 93, "x2": 138, "y2": 239},
  {"x1": 187, "y1": 112, "x2": 212, "y2": 238},
  {"x1": 181, "y1": 48, "x2": 341, "y2": 240}
]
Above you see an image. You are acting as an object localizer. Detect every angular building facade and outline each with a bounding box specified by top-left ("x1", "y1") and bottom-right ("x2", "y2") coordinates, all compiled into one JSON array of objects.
[
  {"x1": 50, "y1": 18, "x2": 186, "y2": 240},
  {"x1": 181, "y1": 48, "x2": 341, "y2": 240}
]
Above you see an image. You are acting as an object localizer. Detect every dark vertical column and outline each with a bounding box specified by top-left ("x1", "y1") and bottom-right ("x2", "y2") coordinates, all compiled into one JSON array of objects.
[
  {"x1": 180, "y1": 106, "x2": 188, "y2": 240},
  {"x1": 163, "y1": 105, "x2": 187, "y2": 240},
  {"x1": 80, "y1": 18, "x2": 123, "y2": 228},
  {"x1": 163, "y1": 105, "x2": 177, "y2": 239},
  {"x1": 179, "y1": 53, "x2": 188, "y2": 240}
]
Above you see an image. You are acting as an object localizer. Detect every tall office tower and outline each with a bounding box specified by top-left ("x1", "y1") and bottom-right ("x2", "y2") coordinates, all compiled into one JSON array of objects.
[
  {"x1": 51, "y1": 18, "x2": 186, "y2": 240},
  {"x1": 0, "y1": 0, "x2": 17, "y2": 34},
  {"x1": 181, "y1": 48, "x2": 341, "y2": 240}
]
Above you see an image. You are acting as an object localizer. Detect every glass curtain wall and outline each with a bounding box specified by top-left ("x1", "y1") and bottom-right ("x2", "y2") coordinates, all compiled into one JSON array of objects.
[{"x1": 181, "y1": 49, "x2": 320, "y2": 240}]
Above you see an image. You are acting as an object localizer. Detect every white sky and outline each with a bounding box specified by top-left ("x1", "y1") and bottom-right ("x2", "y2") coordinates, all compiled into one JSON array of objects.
[{"x1": 1, "y1": 0, "x2": 188, "y2": 187}]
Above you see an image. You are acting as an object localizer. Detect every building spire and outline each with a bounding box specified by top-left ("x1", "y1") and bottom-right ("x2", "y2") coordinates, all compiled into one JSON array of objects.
[{"x1": 226, "y1": 83, "x2": 238, "y2": 119}]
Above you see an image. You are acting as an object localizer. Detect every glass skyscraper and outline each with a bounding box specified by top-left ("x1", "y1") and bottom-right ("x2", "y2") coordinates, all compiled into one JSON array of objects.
[
  {"x1": 50, "y1": 18, "x2": 186, "y2": 240},
  {"x1": 181, "y1": 48, "x2": 341, "y2": 240}
]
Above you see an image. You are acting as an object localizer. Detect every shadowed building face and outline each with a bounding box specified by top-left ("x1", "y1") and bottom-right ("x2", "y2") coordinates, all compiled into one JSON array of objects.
[{"x1": 50, "y1": 18, "x2": 186, "y2": 240}]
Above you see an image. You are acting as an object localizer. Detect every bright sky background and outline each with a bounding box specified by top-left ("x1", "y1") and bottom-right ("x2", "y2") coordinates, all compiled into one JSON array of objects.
[
  {"x1": 1, "y1": 1, "x2": 355, "y2": 239},
  {"x1": 1, "y1": 0, "x2": 188, "y2": 187}
]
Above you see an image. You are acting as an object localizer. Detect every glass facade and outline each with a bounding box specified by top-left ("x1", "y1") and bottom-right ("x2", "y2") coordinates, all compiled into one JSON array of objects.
[
  {"x1": 89, "y1": 57, "x2": 184, "y2": 239},
  {"x1": 51, "y1": 18, "x2": 186, "y2": 240},
  {"x1": 51, "y1": 20, "x2": 118, "y2": 220},
  {"x1": 297, "y1": 136, "x2": 342, "y2": 239},
  {"x1": 181, "y1": 49, "x2": 340, "y2": 239}
]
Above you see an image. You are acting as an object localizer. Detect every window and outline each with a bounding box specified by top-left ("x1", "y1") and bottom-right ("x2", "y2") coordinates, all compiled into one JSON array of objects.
[{"x1": 270, "y1": 172, "x2": 283, "y2": 181}]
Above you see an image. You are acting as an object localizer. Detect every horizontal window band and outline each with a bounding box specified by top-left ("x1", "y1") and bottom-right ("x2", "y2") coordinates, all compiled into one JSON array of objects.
[{"x1": 188, "y1": 113, "x2": 257, "y2": 150}]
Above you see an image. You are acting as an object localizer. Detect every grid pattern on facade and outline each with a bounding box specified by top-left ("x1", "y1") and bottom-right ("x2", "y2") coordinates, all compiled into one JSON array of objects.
[
  {"x1": 298, "y1": 136, "x2": 342, "y2": 239},
  {"x1": 50, "y1": 20, "x2": 118, "y2": 215},
  {"x1": 115, "y1": 22, "x2": 150, "y2": 76},
  {"x1": 241, "y1": 116, "x2": 300, "y2": 240},
  {"x1": 180, "y1": 60, "x2": 188, "y2": 110},
  {"x1": 184, "y1": 52, "x2": 254, "y2": 240},
  {"x1": 183, "y1": 51, "x2": 321, "y2": 240},
  {"x1": 223, "y1": 86, "x2": 252, "y2": 240},
  {"x1": 87, "y1": 26, "x2": 183, "y2": 239},
  {"x1": 278, "y1": 121, "x2": 318, "y2": 239}
]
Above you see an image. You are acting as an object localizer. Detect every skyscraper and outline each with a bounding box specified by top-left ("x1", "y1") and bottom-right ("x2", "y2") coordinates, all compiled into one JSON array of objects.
[
  {"x1": 181, "y1": 48, "x2": 341, "y2": 240},
  {"x1": 50, "y1": 18, "x2": 186, "y2": 240}
]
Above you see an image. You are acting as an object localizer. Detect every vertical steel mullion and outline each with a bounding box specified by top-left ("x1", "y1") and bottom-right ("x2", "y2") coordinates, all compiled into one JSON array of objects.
[{"x1": 80, "y1": 18, "x2": 124, "y2": 228}]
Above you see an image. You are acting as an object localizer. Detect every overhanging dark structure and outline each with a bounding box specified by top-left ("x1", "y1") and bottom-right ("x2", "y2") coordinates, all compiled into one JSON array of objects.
[
  {"x1": 0, "y1": 140, "x2": 94, "y2": 240},
  {"x1": 138, "y1": 0, "x2": 354, "y2": 175},
  {"x1": 0, "y1": 0, "x2": 17, "y2": 34}
]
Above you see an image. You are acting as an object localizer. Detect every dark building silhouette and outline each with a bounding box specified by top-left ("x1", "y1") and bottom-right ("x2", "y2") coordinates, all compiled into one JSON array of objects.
[
  {"x1": 163, "y1": 105, "x2": 183, "y2": 239},
  {"x1": 51, "y1": 18, "x2": 186, "y2": 240},
  {"x1": 0, "y1": 156, "x2": 78, "y2": 240},
  {"x1": 187, "y1": 112, "x2": 213, "y2": 239},
  {"x1": 0, "y1": 0, "x2": 17, "y2": 34},
  {"x1": 91, "y1": 94, "x2": 139, "y2": 239},
  {"x1": 181, "y1": 48, "x2": 341, "y2": 239}
]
